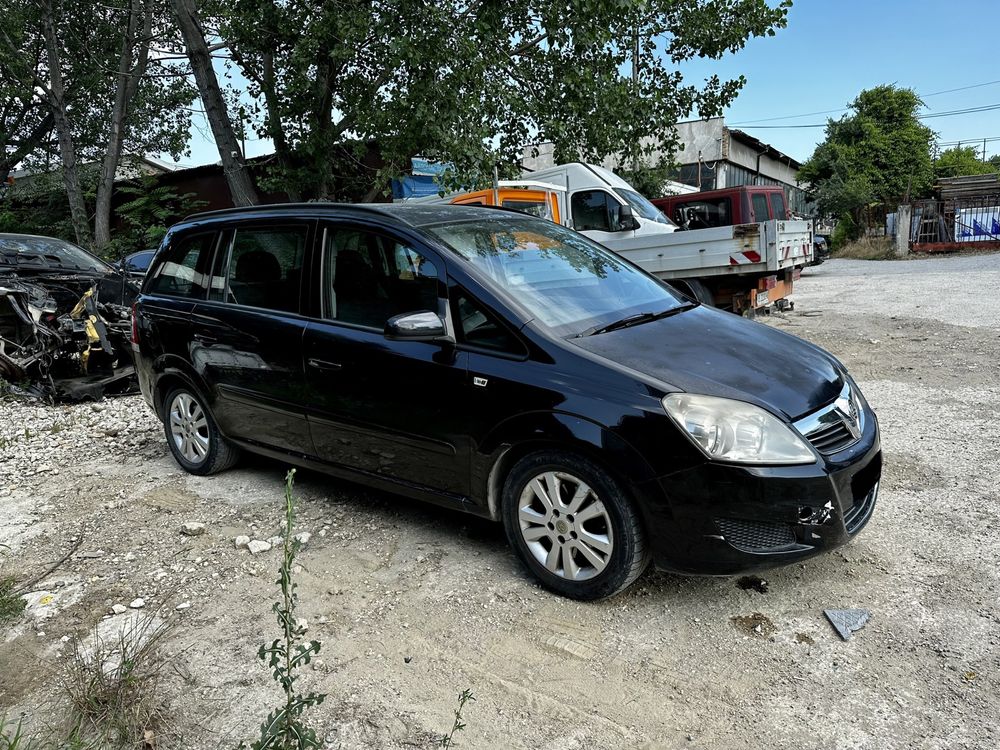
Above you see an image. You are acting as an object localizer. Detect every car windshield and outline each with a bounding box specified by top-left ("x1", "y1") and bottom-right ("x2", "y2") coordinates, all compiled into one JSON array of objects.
[
  {"x1": 0, "y1": 235, "x2": 109, "y2": 274},
  {"x1": 427, "y1": 217, "x2": 687, "y2": 337},
  {"x1": 617, "y1": 189, "x2": 675, "y2": 226}
]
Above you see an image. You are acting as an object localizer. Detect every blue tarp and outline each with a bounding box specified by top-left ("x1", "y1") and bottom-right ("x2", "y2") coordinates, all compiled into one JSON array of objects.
[{"x1": 391, "y1": 174, "x2": 441, "y2": 199}]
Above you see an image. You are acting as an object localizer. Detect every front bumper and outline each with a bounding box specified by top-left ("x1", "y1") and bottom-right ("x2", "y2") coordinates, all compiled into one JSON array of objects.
[{"x1": 638, "y1": 414, "x2": 881, "y2": 575}]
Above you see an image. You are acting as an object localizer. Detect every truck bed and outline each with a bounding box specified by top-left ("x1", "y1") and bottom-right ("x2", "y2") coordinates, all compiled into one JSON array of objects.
[{"x1": 609, "y1": 220, "x2": 813, "y2": 281}]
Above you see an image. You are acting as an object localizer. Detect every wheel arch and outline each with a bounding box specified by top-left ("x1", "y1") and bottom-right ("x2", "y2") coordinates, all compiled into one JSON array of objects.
[
  {"x1": 151, "y1": 358, "x2": 212, "y2": 418},
  {"x1": 479, "y1": 411, "x2": 658, "y2": 522}
]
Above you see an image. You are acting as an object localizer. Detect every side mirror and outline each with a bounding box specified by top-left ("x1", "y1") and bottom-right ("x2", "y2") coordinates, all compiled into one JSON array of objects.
[
  {"x1": 384, "y1": 311, "x2": 448, "y2": 342},
  {"x1": 617, "y1": 203, "x2": 639, "y2": 232}
]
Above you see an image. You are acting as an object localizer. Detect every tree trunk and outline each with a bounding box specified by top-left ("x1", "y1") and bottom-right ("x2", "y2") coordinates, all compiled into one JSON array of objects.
[
  {"x1": 0, "y1": 111, "x2": 54, "y2": 184},
  {"x1": 40, "y1": 0, "x2": 93, "y2": 248},
  {"x1": 260, "y1": 51, "x2": 300, "y2": 202},
  {"x1": 94, "y1": 0, "x2": 151, "y2": 249},
  {"x1": 170, "y1": 0, "x2": 259, "y2": 207}
]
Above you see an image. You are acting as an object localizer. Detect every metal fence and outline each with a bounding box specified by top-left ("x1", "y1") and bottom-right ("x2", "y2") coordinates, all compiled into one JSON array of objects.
[{"x1": 903, "y1": 196, "x2": 1000, "y2": 244}]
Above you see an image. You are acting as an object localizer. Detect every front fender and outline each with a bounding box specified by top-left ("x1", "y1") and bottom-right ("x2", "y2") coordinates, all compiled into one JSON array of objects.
[{"x1": 474, "y1": 410, "x2": 659, "y2": 520}]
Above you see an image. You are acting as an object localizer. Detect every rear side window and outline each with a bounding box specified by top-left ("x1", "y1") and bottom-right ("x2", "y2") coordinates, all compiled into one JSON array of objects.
[
  {"x1": 751, "y1": 193, "x2": 770, "y2": 222},
  {"x1": 214, "y1": 226, "x2": 307, "y2": 312},
  {"x1": 146, "y1": 233, "x2": 217, "y2": 298},
  {"x1": 770, "y1": 192, "x2": 786, "y2": 219},
  {"x1": 571, "y1": 190, "x2": 623, "y2": 232}
]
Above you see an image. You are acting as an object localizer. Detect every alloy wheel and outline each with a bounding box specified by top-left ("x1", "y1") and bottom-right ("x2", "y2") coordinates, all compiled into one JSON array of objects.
[
  {"x1": 168, "y1": 392, "x2": 210, "y2": 464},
  {"x1": 517, "y1": 471, "x2": 614, "y2": 581}
]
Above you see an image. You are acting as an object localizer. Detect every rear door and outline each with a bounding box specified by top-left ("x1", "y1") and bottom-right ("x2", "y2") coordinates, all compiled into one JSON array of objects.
[
  {"x1": 140, "y1": 231, "x2": 221, "y2": 396},
  {"x1": 189, "y1": 220, "x2": 314, "y2": 454},
  {"x1": 303, "y1": 223, "x2": 470, "y2": 496}
]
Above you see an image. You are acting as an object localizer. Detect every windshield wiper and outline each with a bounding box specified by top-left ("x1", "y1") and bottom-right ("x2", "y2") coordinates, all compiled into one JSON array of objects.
[{"x1": 575, "y1": 302, "x2": 694, "y2": 337}]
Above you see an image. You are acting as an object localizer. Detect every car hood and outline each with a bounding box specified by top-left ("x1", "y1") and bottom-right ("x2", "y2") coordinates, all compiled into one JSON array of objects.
[{"x1": 570, "y1": 305, "x2": 844, "y2": 420}]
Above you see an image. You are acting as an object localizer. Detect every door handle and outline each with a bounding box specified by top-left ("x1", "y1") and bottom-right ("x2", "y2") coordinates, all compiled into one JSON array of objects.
[{"x1": 307, "y1": 357, "x2": 342, "y2": 371}]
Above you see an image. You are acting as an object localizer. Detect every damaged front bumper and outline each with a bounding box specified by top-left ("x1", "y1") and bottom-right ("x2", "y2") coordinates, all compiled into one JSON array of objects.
[{"x1": 0, "y1": 272, "x2": 138, "y2": 401}]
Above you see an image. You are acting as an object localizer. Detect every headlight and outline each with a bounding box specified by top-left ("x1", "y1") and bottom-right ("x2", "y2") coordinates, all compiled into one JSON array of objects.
[{"x1": 662, "y1": 393, "x2": 816, "y2": 465}]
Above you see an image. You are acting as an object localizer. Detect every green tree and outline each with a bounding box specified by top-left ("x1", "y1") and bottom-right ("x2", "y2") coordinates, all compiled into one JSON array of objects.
[
  {"x1": 800, "y1": 85, "x2": 934, "y2": 238},
  {"x1": 934, "y1": 145, "x2": 997, "y2": 178},
  {"x1": 199, "y1": 0, "x2": 791, "y2": 201},
  {"x1": 2, "y1": 0, "x2": 195, "y2": 248}
]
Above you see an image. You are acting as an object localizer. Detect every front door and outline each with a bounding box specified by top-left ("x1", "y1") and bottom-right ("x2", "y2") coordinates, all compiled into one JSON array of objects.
[{"x1": 303, "y1": 224, "x2": 470, "y2": 496}]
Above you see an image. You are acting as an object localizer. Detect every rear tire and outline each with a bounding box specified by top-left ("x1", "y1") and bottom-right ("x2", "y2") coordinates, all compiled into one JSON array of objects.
[
  {"x1": 501, "y1": 450, "x2": 650, "y2": 600},
  {"x1": 162, "y1": 386, "x2": 240, "y2": 475}
]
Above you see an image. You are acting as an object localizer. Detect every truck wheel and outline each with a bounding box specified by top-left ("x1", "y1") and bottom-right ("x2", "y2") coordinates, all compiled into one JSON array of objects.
[
  {"x1": 162, "y1": 386, "x2": 240, "y2": 475},
  {"x1": 501, "y1": 450, "x2": 650, "y2": 600},
  {"x1": 671, "y1": 279, "x2": 715, "y2": 307}
]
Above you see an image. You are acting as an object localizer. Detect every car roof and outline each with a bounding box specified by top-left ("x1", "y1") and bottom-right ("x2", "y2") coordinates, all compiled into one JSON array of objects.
[{"x1": 180, "y1": 202, "x2": 533, "y2": 229}]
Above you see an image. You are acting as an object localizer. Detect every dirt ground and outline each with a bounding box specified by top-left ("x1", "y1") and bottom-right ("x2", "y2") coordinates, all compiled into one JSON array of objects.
[{"x1": 2, "y1": 253, "x2": 999, "y2": 749}]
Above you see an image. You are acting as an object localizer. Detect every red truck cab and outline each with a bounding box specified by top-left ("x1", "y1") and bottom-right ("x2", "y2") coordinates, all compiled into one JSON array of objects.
[{"x1": 652, "y1": 185, "x2": 789, "y2": 231}]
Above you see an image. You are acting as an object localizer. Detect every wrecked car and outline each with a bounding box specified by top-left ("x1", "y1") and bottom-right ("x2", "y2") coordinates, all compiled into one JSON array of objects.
[{"x1": 0, "y1": 233, "x2": 139, "y2": 400}]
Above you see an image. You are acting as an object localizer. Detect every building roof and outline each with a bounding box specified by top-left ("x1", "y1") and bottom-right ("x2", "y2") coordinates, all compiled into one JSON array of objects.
[{"x1": 727, "y1": 129, "x2": 803, "y2": 170}]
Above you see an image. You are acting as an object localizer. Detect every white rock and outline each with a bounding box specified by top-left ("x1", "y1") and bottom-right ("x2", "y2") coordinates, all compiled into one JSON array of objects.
[
  {"x1": 124, "y1": 552, "x2": 137, "y2": 562},
  {"x1": 180, "y1": 522, "x2": 206, "y2": 536},
  {"x1": 129, "y1": 598, "x2": 145, "y2": 609},
  {"x1": 267, "y1": 535, "x2": 283, "y2": 547},
  {"x1": 293, "y1": 532, "x2": 312, "y2": 547},
  {"x1": 295, "y1": 617, "x2": 309, "y2": 634},
  {"x1": 234, "y1": 535, "x2": 251, "y2": 549},
  {"x1": 247, "y1": 540, "x2": 272, "y2": 555},
  {"x1": 111, "y1": 604, "x2": 127, "y2": 615},
  {"x1": 175, "y1": 601, "x2": 192, "y2": 611}
]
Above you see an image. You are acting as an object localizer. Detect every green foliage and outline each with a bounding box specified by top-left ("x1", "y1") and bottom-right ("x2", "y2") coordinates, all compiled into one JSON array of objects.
[
  {"x1": 617, "y1": 156, "x2": 679, "y2": 199},
  {"x1": 104, "y1": 178, "x2": 206, "y2": 260},
  {"x1": 830, "y1": 215, "x2": 855, "y2": 249},
  {"x1": 800, "y1": 85, "x2": 935, "y2": 222},
  {"x1": 0, "y1": 576, "x2": 26, "y2": 625},
  {"x1": 245, "y1": 469, "x2": 326, "y2": 750},
  {"x1": 934, "y1": 146, "x2": 997, "y2": 179},
  {"x1": 214, "y1": 0, "x2": 790, "y2": 199},
  {"x1": 438, "y1": 690, "x2": 475, "y2": 749}
]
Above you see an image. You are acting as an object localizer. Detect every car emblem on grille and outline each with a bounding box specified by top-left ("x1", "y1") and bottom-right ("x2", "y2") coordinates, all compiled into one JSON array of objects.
[{"x1": 834, "y1": 392, "x2": 861, "y2": 439}]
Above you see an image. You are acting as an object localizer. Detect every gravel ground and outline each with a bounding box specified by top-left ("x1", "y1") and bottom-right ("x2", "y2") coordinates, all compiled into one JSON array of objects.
[{"x1": 1, "y1": 253, "x2": 999, "y2": 749}]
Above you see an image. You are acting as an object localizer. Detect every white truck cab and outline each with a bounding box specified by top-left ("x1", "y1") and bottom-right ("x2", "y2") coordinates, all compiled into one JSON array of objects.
[{"x1": 525, "y1": 162, "x2": 679, "y2": 243}]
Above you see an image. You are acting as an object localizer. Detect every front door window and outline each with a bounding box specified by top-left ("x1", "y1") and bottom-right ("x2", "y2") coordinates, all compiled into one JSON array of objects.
[{"x1": 322, "y1": 229, "x2": 439, "y2": 328}]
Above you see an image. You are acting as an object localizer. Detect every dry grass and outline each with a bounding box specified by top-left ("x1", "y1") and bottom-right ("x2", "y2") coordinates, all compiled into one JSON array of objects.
[
  {"x1": 64, "y1": 614, "x2": 171, "y2": 748},
  {"x1": 833, "y1": 236, "x2": 897, "y2": 260}
]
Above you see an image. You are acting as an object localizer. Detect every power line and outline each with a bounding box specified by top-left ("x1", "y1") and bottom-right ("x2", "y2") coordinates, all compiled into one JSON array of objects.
[
  {"x1": 730, "y1": 78, "x2": 1000, "y2": 126},
  {"x1": 738, "y1": 102, "x2": 1000, "y2": 129}
]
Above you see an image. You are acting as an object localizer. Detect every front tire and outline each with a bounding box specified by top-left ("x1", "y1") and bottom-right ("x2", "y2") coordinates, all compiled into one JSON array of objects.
[
  {"x1": 501, "y1": 450, "x2": 650, "y2": 600},
  {"x1": 162, "y1": 386, "x2": 240, "y2": 475}
]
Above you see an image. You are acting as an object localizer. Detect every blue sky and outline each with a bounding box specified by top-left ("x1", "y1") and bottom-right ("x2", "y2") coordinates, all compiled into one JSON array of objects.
[
  {"x1": 679, "y1": 0, "x2": 1000, "y2": 162},
  {"x1": 174, "y1": 0, "x2": 1000, "y2": 168}
]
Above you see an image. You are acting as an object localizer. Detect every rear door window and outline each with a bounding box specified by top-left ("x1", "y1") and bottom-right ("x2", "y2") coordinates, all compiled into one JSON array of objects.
[
  {"x1": 212, "y1": 225, "x2": 308, "y2": 312},
  {"x1": 751, "y1": 193, "x2": 771, "y2": 222},
  {"x1": 322, "y1": 228, "x2": 440, "y2": 329},
  {"x1": 770, "y1": 192, "x2": 786, "y2": 219},
  {"x1": 146, "y1": 233, "x2": 218, "y2": 298}
]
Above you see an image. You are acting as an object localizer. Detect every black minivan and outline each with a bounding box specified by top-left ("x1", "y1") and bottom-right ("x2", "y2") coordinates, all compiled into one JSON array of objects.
[{"x1": 133, "y1": 203, "x2": 880, "y2": 600}]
